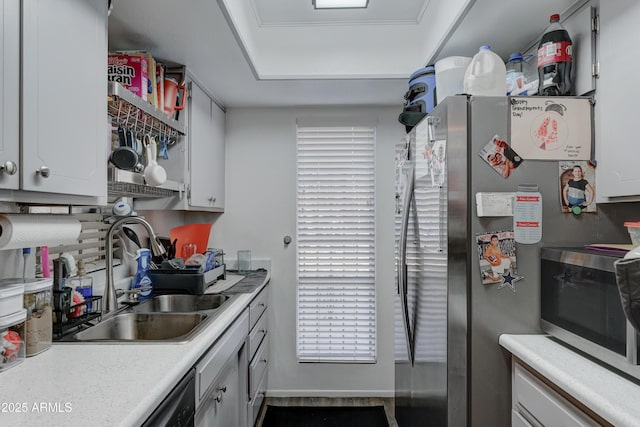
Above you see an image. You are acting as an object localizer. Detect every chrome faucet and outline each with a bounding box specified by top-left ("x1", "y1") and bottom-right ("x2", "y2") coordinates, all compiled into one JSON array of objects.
[{"x1": 104, "y1": 216, "x2": 166, "y2": 314}]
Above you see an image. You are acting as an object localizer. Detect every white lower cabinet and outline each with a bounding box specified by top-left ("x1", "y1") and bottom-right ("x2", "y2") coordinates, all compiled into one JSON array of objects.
[
  {"x1": 511, "y1": 360, "x2": 600, "y2": 427},
  {"x1": 196, "y1": 359, "x2": 242, "y2": 427},
  {"x1": 196, "y1": 309, "x2": 249, "y2": 427},
  {"x1": 188, "y1": 284, "x2": 270, "y2": 427},
  {"x1": 247, "y1": 286, "x2": 269, "y2": 427}
]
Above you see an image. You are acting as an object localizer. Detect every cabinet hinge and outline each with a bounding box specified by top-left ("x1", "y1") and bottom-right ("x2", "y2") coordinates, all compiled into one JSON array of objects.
[
  {"x1": 592, "y1": 62, "x2": 600, "y2": 79},
  {"x1": 592, "y1": 15, "x2": 599, "y2": 33},
  {"x1": 187, "y1": 185, "x2": 191, "y2": 200}
]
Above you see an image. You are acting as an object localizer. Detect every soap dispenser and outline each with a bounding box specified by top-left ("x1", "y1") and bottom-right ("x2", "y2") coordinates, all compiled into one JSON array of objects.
[
  {"x1": 131, "y1": 248, "x2": 153, "y2": 301},
  {"x1": 69, "y1": 260, "x2": 93, "y2": 312}
]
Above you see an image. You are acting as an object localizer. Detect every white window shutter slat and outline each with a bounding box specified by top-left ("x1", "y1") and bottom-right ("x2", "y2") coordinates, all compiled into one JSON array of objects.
[{"x1": 296, "y1": 124, "x2": 376, "y2": 363}]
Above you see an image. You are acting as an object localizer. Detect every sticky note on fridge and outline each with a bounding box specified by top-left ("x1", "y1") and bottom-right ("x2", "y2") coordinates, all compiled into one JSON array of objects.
[{"x1": 475, "y1": 192, "x2": 515, "y2": 217}]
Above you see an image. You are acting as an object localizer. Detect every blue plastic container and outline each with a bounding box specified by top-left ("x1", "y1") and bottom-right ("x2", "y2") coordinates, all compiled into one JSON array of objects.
[{"x1": 406, "y1": 65, "x2": 437, "y2": 113}]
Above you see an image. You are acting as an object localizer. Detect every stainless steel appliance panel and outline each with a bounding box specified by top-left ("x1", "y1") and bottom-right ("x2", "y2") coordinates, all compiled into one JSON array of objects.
[{"x1": 395, "y1": 95, "x2": 637, "y2": 427}]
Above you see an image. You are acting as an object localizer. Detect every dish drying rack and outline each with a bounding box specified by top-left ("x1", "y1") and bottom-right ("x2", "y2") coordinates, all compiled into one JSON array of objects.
[{"x1": 52, "y1": 290, "x2": 102, "y2": 340}]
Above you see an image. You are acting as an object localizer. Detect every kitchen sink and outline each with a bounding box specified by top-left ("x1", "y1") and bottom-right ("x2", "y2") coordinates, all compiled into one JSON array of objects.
[
  {"x1": 62, "y1": 293, "x2": 239, "y2": 343},
  {"x1": 72, "y1": 312, "x2": 208, "y2": 342},
  {"x1": 133, "y1": 294, "x2": 230, "y2": 313}
]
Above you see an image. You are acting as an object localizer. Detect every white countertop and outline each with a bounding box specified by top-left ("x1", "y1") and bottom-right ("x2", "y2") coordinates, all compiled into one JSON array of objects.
[
  {"x1": 0, "y1": 272, "x2": 269, "y2": 427},
  {"x1": 500, "y1": 334, "x2": 640, "y2": 426}
]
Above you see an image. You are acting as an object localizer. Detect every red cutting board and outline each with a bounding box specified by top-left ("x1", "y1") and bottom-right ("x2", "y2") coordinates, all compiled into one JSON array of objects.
[{"x1": 170, "y1": 223, "x2": 212, "y2": 258}]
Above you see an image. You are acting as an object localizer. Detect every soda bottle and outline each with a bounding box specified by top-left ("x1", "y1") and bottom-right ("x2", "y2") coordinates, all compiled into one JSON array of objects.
[{"x1": 537, "y1": 14, "x2": 572, "y2": 96}]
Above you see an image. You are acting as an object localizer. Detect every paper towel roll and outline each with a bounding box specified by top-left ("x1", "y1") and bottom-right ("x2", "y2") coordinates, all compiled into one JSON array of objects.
[{"x1": 0, "y1": 215, "x2": 81, "y2": 250}]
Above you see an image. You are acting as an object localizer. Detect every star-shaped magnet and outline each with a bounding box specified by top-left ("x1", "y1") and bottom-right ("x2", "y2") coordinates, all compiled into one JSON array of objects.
[{"x1": 497, "y1": 270, "x2": 523, "y2": 292}]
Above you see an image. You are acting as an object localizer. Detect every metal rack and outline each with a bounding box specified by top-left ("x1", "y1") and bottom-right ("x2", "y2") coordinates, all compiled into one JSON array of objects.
[
  {"x1": 107, "y1": 82, "x2": 186, "y2": 140},
  {"x1": 107, "y1": 83, "x2": 187, "y2": 199},
  {"x1": 108, "y1": 168, "x2": 184, "y2": 199},
  {"x1": 52, "y1": 293, "x2": 103, "y2": 340}
]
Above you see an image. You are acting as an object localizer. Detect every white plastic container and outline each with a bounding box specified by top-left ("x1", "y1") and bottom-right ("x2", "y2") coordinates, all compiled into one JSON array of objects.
[
  {"x1": 0, "y1": 308, "x2": 26, "y2": 372},
  {"x1": 463, "y1": 45, "x2": 507, "y2": 96},
  {"x1": 23, "y1": 278, "x2": 53, "y2": 356},
  {"x1": 0, "y1": 282, "x2": 25, "y2": 317},
  {"x1": 434, "y1": 56, "x2": 471, "y2": 103},
  {"x1": 625, "y1": 222, "x2": 640, "y2": 246}
]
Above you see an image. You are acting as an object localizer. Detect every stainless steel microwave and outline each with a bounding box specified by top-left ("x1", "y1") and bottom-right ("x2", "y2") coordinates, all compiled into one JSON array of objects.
[{"x1": 540, "y1": 247, "x2": 640, "y2": 380}]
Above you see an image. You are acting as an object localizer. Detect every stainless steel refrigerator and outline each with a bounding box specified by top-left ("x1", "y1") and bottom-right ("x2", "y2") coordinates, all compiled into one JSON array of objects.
[{"x1": 394, "y1": 95, "x2": 632, "y2": 426}]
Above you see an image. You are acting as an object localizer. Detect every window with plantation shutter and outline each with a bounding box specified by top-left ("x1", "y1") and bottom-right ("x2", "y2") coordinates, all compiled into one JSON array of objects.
[
  {"x1": 44, "y1": 206, "x2": 120, "y2": 272},
  {"x1": 296, "y1": 123, "x2": 376, "y2": 363}
]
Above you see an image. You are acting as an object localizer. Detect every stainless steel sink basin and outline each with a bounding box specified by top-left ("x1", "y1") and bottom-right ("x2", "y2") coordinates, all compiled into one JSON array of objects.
[
  {"x1": 72, "y1": 312, "x2": 208, "y2": 342},
  {"x1": 133, "y1": 294, "x2": 230, "y2": 313}
]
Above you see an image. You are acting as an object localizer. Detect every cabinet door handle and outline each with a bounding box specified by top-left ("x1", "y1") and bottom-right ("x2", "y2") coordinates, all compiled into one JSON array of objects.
[
  {"x1": 214, "y1": 392, "x2": 222, "y2": 403},
  {"x1": 208, "y1": 196, "x2": 216, "y2": 203},
  {"x1": 259, "y1": 329, "x2": 266, "y2": 334},
  {"x1": 220, "y1": 385, "x2": 227, "y2": 393},
  {"x1": 0, "y1": 161, "x2": 17, "y2": 175},
  {"x1": 35, "y1": 166, "x2": 50, "y2": 178},
  {"x1": 261, "y1": 358, "x2": 268, "y2": 364}
]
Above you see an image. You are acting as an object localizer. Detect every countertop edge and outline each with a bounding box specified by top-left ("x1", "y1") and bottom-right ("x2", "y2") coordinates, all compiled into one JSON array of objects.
[{"x1": 499, "y1": 334, "x2": 640, "y2": 427}]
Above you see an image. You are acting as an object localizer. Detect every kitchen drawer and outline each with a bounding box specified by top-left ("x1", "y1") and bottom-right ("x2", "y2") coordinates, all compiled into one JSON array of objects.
[
  {"x1": 248, "y1": 368, "x2": 267, "y2": 427},
  {"x1": 513, "y1": 362, "x2": 599, "y2": 427},
  {"x1": 248, "y1": 310, "x2": 267, "y2": 362},
  {"x1": 249, "y1": 287, "x2": 267, "y2": 330},
  {"x1": 196, "y1": 309, "x2": 249, "y2": 404},
  {"x1": 249, "y1": 337, "x2": 269, "y2": 400},
  {"x1": 512, "y1": 410, "x2": 534, "y2": 427}
]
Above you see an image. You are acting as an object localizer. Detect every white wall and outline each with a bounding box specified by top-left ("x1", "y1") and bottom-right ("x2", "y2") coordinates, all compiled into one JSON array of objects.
[{"x1": 212, "y1": 105, "x2": 402, "y2": 396}]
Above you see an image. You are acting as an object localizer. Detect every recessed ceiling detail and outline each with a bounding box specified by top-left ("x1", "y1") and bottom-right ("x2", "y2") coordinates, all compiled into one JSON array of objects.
[
  {"x1": 251, "y1": 0, "x2": 429, "y2": 26},
  {"x1": 219, "y1": 0, "x2": 472, "y2": 79}
]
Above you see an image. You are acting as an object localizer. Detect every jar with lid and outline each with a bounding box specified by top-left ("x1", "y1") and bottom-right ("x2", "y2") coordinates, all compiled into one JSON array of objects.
[
  {"x1": 23, "y1": 278, "x2": 53, "y2": 356},
  {"x1": 0, "y1": 281, "x2": 25, "y2": 317},
  {"x1": 0, "y1": 308, "x2": 26, "y2": 371}
]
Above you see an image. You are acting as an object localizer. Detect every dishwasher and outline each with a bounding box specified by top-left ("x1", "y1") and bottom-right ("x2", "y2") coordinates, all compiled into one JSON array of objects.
[{"x1": 142, "y1": 368, "x2": 196, "y2": 427}]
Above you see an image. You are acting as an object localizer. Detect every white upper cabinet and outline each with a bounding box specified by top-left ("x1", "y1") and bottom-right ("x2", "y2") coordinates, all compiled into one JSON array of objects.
[
  {"x1": 596, "y1": 0, "x2": 640, "y2": 200},
  {"x1": 21, "y1": 0, "x2": 107, "y2": 200},
  {"x1": 189, "y1": 81, "x2": 225, "y2": 211},
  {"x1": 0, "y1": 0, "x2": 20, "y2": 190}
]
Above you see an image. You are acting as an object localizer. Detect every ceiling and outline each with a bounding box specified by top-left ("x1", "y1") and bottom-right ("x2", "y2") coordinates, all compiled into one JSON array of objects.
[{"x1": 108, "y1": 0, "x2": 583, "y2": 108}]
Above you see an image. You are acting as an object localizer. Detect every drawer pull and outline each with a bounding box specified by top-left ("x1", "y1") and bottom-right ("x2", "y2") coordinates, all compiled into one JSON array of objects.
[{"x1": 35, "y1": 165, "x2": 50, "y2": 178}]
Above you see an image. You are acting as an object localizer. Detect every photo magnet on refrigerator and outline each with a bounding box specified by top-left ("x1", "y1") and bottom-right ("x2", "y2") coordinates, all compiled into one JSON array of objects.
[
  {"x1": 476, "y1": 230, "x2": 523, "y2": 292},
  {"x1": 559, "y1": 161, "x2": 596, "y2": 215},
  {"x1": 478, "y1": 135, "x2": 523, "y2": 179}
]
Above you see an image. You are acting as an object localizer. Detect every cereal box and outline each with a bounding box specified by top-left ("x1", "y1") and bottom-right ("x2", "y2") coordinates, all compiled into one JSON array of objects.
[{"x1": 108, "y1": 54, "x2": 149, "y2": 102}]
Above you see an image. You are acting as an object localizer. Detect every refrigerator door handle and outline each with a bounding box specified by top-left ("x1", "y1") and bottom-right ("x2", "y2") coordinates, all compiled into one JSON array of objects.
[{"x1": 397, "y1": 164, "x2": 415, "y2": 365}]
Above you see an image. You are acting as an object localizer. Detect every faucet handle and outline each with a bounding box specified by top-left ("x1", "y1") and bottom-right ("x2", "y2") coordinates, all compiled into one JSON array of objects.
[{"x1": 115, "y1": 286, "x2": 152, "y2": 303}]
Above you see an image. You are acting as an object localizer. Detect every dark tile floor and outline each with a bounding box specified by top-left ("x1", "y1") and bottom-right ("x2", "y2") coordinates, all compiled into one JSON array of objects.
[{"x1": 255, "y1": 397, "x2": 398, "y2": 427}]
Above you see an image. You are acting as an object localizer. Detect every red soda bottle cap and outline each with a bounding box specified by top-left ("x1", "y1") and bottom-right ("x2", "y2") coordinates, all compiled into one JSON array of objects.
[{"x1": 550, "y1": 13, "x2": 560, "y2": 22}]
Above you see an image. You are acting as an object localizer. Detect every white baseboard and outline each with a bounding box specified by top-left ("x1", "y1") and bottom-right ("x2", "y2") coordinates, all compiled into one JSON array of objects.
[{"x1": 265, "y1": 389, "x2": 395, "y2": 398}]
